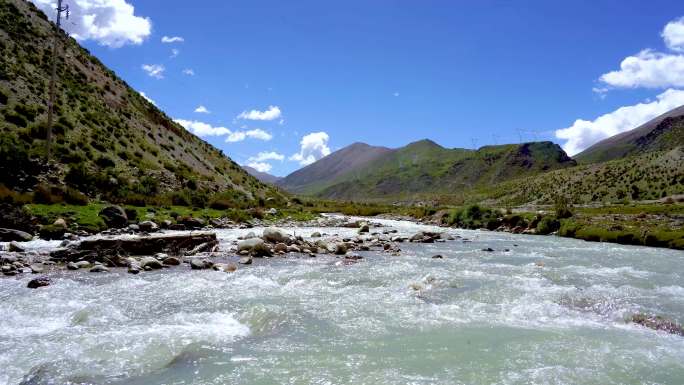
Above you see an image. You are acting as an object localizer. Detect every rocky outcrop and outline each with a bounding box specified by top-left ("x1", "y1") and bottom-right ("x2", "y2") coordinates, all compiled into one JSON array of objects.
[
  {"x1": 99, "y1": 206, "x2": 128, "y2": 228},
  {"x1": 50, "y1": 232, "x2": 218, "y2": 262},
  {"x1": 0, "y1": 228, "x2": 32, "y2": 242}
]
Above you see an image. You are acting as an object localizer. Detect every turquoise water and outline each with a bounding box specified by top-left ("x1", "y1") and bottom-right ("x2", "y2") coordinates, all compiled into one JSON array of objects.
[{"x1": 1, "y1": 217, "x2": 683, "y2": 384}]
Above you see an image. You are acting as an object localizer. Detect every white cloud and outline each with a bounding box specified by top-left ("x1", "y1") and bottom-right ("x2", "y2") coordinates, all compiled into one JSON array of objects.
[
  {"x1": 663, "y1": 17, "x2": 684, "y2": 52},
  {"x1": 142, "y1": 64, "x2": 164, "y2": 79},
  {"x1": 599, "y1": 49, "x2": 684, "y2": 89},
  {"x1": 170, "y1": 48, "x2": 180, "y2": 58},
  {"x1": 226, "y1": 129, "x2": 272, "y2": 143},
  {"x1": 194, "y1": 105, "x2": 210, "y2": 114},
  {"x1": 393, "y1": 92, "x2": 400, "y2": 97},
  {"x1": 139, "y1": 91, "x2": 156, "y2": 106},
  {"x1": 555, "y1": 89, "x2": 684, "y2": 155},
  {"x1": 182, "y1": 68, "x2": 195, "y2": 76},
  {"x1": 30, "y1": 0, "x2": 151, "y2": 48},
  {"x1": 161, "y1": 35, "x2": 184, "y2": 43},
  {"x1": 289, "y1": 132, "x2": 331, "y2": 166},
  {"x1": 174, "y1": 119, "x2": 230, "y2": 137},
  {"x1": 246, "y1": 162, "x2": 272, "y2": 173},
  {"x1": 248, "y1": 151, "x2": 285, "y2": 162},
  {"x1": 237, "y1": 105, "x2": 282, "y2": 121}
]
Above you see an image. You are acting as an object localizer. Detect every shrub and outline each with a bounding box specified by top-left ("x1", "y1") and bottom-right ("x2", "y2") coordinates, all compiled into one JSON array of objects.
[
  {"x1": 63, "y1": 187, "x2": 88, "y2": 205},
  {"x1": 4, "y1": 111, "x2": 28, "y2": 127},
  {"x1": 32, "y1": 184, "x2": 63, "y2": 204},
  {"x1": 95, "y1": 155, "x2": 116, "y2": 169},
  {"x1": 536, "y1": 216, "x2": 560, "y2": 235},
  {"x1": 209, "y1": 199, "x2": 232, "y2": 210},
  {"x1": 554, "y1": 195, "x2": 573, "y2": 218}
]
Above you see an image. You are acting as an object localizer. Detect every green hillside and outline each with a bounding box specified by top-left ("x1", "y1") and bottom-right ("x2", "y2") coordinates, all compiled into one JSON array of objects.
[
  {"x1": 472, "y1": 147, "x2": 684, "y2": 206},
  {"x1": 0, "y1": 0, "x2": 284, "y2": 207},
  {"x1": 575, "y1": 105, "x2": 684, "y2": 164},
  {"x1": 302, "y1": 140, "x2": 576, "y2": 201}
]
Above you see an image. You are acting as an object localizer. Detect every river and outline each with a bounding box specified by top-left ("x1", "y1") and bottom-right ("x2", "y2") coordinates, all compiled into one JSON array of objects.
[{"x1": 1, "y1": 216, "x2": 683, "y2": 384}]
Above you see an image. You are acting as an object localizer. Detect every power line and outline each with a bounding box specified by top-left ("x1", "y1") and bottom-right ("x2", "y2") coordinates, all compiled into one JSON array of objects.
[{"x1": 46, "y1": 0, "x2": 69, "y2": 161}]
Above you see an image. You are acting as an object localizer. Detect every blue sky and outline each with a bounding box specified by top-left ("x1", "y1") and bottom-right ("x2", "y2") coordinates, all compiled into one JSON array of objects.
[{"x1": 31, "y1": 0, "x2": 684, "y2": 176}]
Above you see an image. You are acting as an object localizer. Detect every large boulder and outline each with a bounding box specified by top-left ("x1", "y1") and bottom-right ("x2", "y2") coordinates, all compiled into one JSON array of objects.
[
  {"x1": 140, "y1": 256, "x2": 163, "y2": 270},
  {"x1": 99, "y1": 205, "x2": 128, "y2": 228},
  {"x1": 238, "y1": 238, "x2": 265, "y2": 252},
  {"x1": 138, "y1": 221, "x2": 159, "y2": 232},
  {"x1": 179, "y1": 217, "x2": 205, "y2": 229},
  {"x1": 262, "y1": 227, "x2": 289, "y2": 243},
  {"x1": 0, "y1": 228, "x2": 32, "y2": 242}
]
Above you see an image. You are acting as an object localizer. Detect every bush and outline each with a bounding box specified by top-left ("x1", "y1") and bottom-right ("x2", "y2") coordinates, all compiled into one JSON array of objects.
[
  {"x1": 536, "y1": 216, "x2": 560, "y2": 235},
  {"x1": 32, "y1": 184, "x2": 63, "y2": 204},
  {"x1": 95, "y1": 155, "x2": 115, "y2": 169},
  {"x1": 209, "y1": 199, "x2": 232, "y2": 210},
  {"x1": 554, "y1": 195, "x2": 573, "y2": 219},
  {"x1": 4, "y1": 111, "x2": 28, "y2": 127},
  {"x1": 63, "y1": 187, "x2": 88, "y2": 205}
]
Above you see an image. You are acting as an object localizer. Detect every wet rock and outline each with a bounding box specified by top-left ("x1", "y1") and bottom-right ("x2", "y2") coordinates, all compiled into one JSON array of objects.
[
  {"x1": 163, "y1": 256, "x2": 182, "y2": 266},
  {"x1": 141, "y1": 256, "x2": 163, "y2": 269},
  {"x1": 180, "y1": 217, "x2": 205, "y2": 229},
  {"x1": 89, "y1": 264, "x2": 109, "y2": 273},
  {"x1": 262, "y1": 227, "x2": 288, "y2": 243},
  {"x1": 239, "y1": 256, "x2": 253, "y2": 265},
  {"x1": 128, "y1": 263, "x2": 142, "y2": 274},
  {"x1": 161, "y1": 219, "x2": 172, "y2": 229},
  {"x1": 224, "y1": 262, "x2": 238, "y2": 272},
  {"x1": 238, "y1": 238, "x2": 265, "y2": 252},
  {"x1": 630, "y1": 313, "x2": 684, "y2": 336},
  {"x1": 66, "y1": 262, "x2": 79, "y2": 270},
  {"x1": 190, "y1": 258, "x2": 213, "y2": 270},
  {"x1": 310, "y1": 232, "x2": 322, "y2": 238},
  {"x1": 1, "y1": 255, "x2": 18, "y2": 264},
  {"x1": 482, "y1": 248, "x2": 494, "y2": 252},
  {"x1": 273, "y1": 243, "x2": 288, "y2": 254},
  {"x1": 345, "y1": 254, "x2": 363, "y2": 260},
  {"x1": 287, "y1": 245, "x2": 301, "y2": 253},
  {"x1": 358, "y1": 223, "x2": 370, "y2": 233},
  {"x1": 75, "y1": 261, "x2": 91, "y2": 269},
  {"x1": 169, "y1": 224, "x2": 187, "y2": 231},
  {"x1": 0, "y1": 228, "x2": 32, "y2": 242},
  {"x1": 30, "y1": 264, "x2": 44, "y2": 273},
  {"x1": 334, "y1": 243, "x2": 348, "y2": 255},
  {"x1": 99, "y1": 205, "x2": 128, "y2": 228},
  {"x1": 128, "y1": 224, "x2": 140, "y2": 231},
  {"x1": 432, "y1": 255, "x2": 443, "y2": 259},
  {"x1": 53, "y1": 218, "x2": 67, "y2": 229},
  {"x1": 138, "y1": 220, "x2": 160, "y2": 232},
  {"x1": 38, "y1": 224, "x2": 66, "y2": 240},
  {"x1": 27, "y1": 276, "x2": 50, "y2": 289}
]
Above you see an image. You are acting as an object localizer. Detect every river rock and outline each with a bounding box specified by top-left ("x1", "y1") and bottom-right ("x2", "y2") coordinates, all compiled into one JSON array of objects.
[
  {"x1": 432, "y1": 255, "x2": 443, "y2": 259},
  {"x1": 138, "y1": 220, "x2": 159, "y2": 232},
  {"x1": 334, "y1": 243, "x2": 348, "y2": 255},
  {"x1": 53, "y1": 218, "x2": 67, "y2": 229},
  {"x1": 140, "y1": 256, "x2": 163, "y2": 269},
  {"x1": 0, "y1": 228, "x2": 32, "y2": 242},
  {"x1": 163, "y1": 256, "x2": 182, "y2": 266},
  {"x1": 310, "y1": 232, "x2": 321, "y2": 238},
  {"x1": 99, "y1": 205, "x2": 128, "y2": 228},
  {"x1": 128, "y1": 263, "x2": 142, "y2": 274},
  {"x1": 180, "y1": 217, "x2": 205, "y2": 229},
  {"x1": 190, "y1": 259, "x2": 212, "y2": 270},
  {"x1": 273, "y1": 243, "x2": 288, "y2": 254},
  {"x1": 358, "y1": 223, "x2": 370, "y2": 233},
  {"x1": 27, "y1": 276, "x2": 50, "y2": 289},
  {"x1": 75, "y1": 261, "x2": 91, "y2": 269},
  {"x1": 262, "y1": 227, "x2": 288, "y2": 243},
  {"x1": 239, "y1": 256, "x2": 253, "y2": 265},
  {"x1": 238, "y1": 238, "x2": 265, "y2": 252},
  {"x1": 7, "y1": 241, "x2": 24, "y2": 253},
  {"x1": 631, "y1": 313, "x2": 684, "y2": 336},
  {"x1": 67, "y1": 262, "x2": 79, "y2": 270},
  {"x1": 89, "y1": 264, "x2": 109, "y2": 273},
  {"x1": 30, "y1": 264, "x2": 44, "y2": 273}
]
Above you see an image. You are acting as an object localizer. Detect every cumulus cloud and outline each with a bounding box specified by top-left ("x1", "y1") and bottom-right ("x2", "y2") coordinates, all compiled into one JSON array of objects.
[
  {"x1": 174, "y1": 119, "x2": 230, "y2": 137},
  {"x1": 663, "y1": 17, "x2": 684, "y2": 52},
  {"x1": 555, "y1": 89, "x2": 684, "y2": 155},
  {"x1": 139, "y1": 91, "x2": 156, "y2": 106},
  {"x1": 246, "y1": 162, "x2": 272, "y2": 173},
  {"x1": 161, "y1": 35, "x2": 184, "y2": 43},
  {"x1": 226, "y1": 129, "x2": 272, "y2": 142},
  {"x1": 194, "y1": 105, "x2": 210, "y2": 114},
  {"x1": 290, "y1": 132, "x2": 331, "y2": 166},
  {"x1": 142, "y1": 64, "x2": 164, "y2": 79},
  {"x1": 182, "y1": 68, "x2": 195, "y2": 76},
  {"x1": 599, "y1": 50, "x2": 684, "y2": 89},
  {"x1": 30, "y1": 0, "x2": 151, "y2": 48},
  {"x1": 248, "y1": 151, "x2": 285, "y2": 162},
  {"x1": 237, "y1": 105, "x2": 282, "y2": 121}
]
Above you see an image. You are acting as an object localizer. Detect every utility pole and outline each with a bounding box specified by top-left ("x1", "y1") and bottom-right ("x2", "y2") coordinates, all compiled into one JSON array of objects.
[{"x1": 46, "y1": 0, "x2": 69, "y2": 161}]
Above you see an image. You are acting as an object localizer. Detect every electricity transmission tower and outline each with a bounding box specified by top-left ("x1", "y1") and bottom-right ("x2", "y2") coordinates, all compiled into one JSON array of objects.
[{"x1": 46, "y1": 0, "x2": 69, "y2": 161}]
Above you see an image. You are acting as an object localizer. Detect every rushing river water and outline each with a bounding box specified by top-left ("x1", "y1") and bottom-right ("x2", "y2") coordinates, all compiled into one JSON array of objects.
[{"x1": 1, "y1": 216, "x2": 683, "y2": 385}]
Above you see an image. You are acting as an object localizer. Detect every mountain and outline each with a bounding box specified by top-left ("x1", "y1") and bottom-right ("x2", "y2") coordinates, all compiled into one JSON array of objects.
[
  {"x1": 280, "y1": 139, "x2": 576, "y2": 201},
  {"x1": 0, "y1": 0, "x2": 282, "y2": 206},
  {"x1": 243, "y1": 166, "x2": 282, "y2": 184},
  {"x1": 575, "y1": 105, "x2": 684, "y2": 164},
  {"x1": 278, "y1": 142, "x2": 392, "y2": 194}
]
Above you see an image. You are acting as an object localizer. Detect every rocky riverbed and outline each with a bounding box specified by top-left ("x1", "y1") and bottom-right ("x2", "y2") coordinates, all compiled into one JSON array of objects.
[{"x1": 1, "y1": 214, "x2": 683, "y2": 384}]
